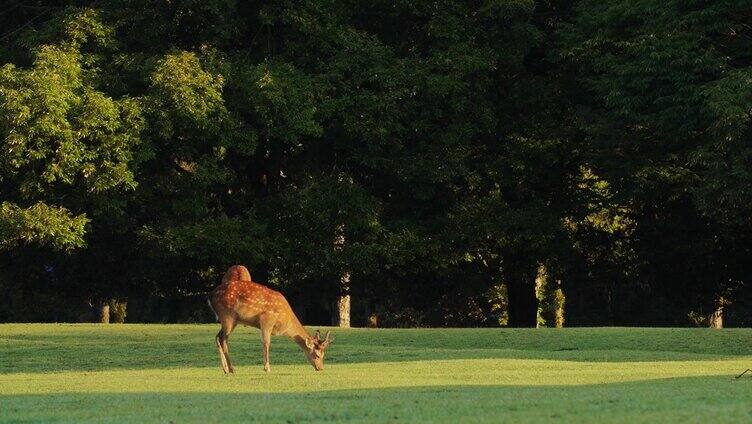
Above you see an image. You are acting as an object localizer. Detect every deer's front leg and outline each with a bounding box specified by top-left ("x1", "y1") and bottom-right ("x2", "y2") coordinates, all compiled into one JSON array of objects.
[
  {"x1": 262, "y1": 331, "x2": 272, "y2": 372},
  {"x1": 260, "y1": 314, "x2": 274, "y2": 372}
]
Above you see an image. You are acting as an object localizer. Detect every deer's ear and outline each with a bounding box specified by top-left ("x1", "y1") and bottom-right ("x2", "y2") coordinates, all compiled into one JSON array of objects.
[{"x1": 305, "y1": 337, "x2": 315, "y2": 349}]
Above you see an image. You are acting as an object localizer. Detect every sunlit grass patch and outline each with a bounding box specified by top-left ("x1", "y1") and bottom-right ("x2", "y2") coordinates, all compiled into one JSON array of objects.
[{"x1": 1, "y1": 325, "x2": 751, "y2": 422}]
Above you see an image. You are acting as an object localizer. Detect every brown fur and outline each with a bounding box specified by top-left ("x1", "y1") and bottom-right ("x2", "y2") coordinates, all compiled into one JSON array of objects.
[
  {"x1": 209, "y1": 265, "x2": 331, "y2": 373},
  {"x1": 221, "y1": 264, "x2": 251, "y2": 284}
]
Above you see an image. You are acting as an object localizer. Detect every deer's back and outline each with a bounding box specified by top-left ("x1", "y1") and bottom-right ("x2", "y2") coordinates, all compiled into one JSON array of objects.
[{"x1": 210, "y1": 279, "x2": 295, "y2": 329}]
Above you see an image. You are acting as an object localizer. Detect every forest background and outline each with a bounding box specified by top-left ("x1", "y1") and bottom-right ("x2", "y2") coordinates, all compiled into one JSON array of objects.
[{"x1": 1, "y1": 0, "x2": 750, "y2": 328}]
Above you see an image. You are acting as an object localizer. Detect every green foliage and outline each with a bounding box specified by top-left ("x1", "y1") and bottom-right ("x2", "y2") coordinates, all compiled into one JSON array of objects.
[
  {"x1": 0, "y1": 45, "x2": 141, "y2": 193},
  {"x1": 62, "y1": 8, "x2": 115, "y2": 49},
  {"x1": 148, "y1": 51, "x2": 226, "y2": 137},
  {"x1": 108, "y1": 298, "x2": 127, "y2": 323},
  {"x1": 0, "y1": 202, "x2": 88, "y2": 250},
  {"x1": 243, "y1": 61, "x2": 322, "y2": 146},
  {"x1": 0, "y1": 9, "x2": 142, "y2": 252},
  {"x1": 537, "y1": 269, "x2": 566, "y2": 328},
  {"x1": 559, "y1": 0, "x2": 752, "y2": 325},
  {"x1": 562, "y1": 0, "x2": 752, "y2": 221},
  {"x1": 487, "y1": 283, "x2": 509, "y2": 326},
  {"x1": 268, "y1": 176, "x2": 381, "y2": 282},
  {"x1": 140, "y1": 215, "x2": 265, "y2": 267},
  {"x1": 0, "y1": 0, "x2": 750, "y2": 328}
]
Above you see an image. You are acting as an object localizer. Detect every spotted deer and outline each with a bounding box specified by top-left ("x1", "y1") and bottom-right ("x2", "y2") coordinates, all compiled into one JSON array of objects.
[{"x1": 208, "y1": 265, "x2": 332, "y2": 372}]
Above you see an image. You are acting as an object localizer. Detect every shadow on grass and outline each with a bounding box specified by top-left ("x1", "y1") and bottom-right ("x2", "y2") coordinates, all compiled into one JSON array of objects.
[
  {"x1": 2, "y1": 325, "x2": 752, "y2": 374},
  {"x1": 1, "y1": 375, "x2": 751, "y2": 423}
]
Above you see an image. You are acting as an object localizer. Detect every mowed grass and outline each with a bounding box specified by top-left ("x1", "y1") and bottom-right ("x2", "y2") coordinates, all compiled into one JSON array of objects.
[{"x1": 1, "y1": 325, "x2": 752, "y2": 423}]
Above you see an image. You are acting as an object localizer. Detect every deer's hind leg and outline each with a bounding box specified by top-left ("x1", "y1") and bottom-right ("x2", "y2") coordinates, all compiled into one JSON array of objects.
[
  {"x1": 216, "y1": 318, "x2": 237, "y2": 374},
  {"x1": 215, "y1": 329, "x2": 229, "y2": 373}
]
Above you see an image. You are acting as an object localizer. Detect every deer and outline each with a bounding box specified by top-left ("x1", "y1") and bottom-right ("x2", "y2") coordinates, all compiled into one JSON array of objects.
[{"x1": 208, "y1": 265, "x2": 332, "y2": 373}]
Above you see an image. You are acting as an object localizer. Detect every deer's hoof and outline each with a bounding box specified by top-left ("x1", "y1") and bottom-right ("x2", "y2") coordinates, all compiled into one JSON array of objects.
[{"x1": 263, "y1": 365, "x2": 271, "y2": 373}]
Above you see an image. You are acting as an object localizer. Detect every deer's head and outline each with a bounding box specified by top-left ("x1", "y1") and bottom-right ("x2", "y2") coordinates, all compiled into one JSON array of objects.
[{"x1": 304, "y1": 330, "x2": 332, "y2": 371}]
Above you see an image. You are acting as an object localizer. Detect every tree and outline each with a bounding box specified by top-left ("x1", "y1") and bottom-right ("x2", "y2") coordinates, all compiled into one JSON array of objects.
[
  {"x1": 2, "y1": 0, "x2": 748, "y2": 328},
  {"x1": 0, "y1": 9, "x2": 141, "y2": 252},
  {"x1": 562, "y1": 0, "x2": 752, "y2": 326}
]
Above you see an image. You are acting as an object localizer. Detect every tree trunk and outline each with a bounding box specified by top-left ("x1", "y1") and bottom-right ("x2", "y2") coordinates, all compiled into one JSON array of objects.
[
  {"x1": 333, "y1": 224, "x2": 351, "y2": 328},
  {"x1": 367, "y1": 312, "x2": 378, "y2": 328},
  {"x1": 535, "y1": 264, "x2": 566, "y2": 328},
  {"x1": 334, "y1": 270, "x2": 351, "y2": 328},
  {"x1": 553, "y1": 285, "x2": 565, "y2": 328},
  {"x1": 365, "y1": 303, "x2": 378, "y2": 328},
  {"x1": 708, "y1": 306, "x2": 723, "y2": 329},
  {"x1": 110, "y1": 299, "x2": 127, "y2": 323},
  {"x1": 534, "y1": 267, "x2": 546, "y2": 328},
  {"x1": 504, "y1": 255, "x2": 539, "y2": 328},
  {"x1": 97, "y1": 302, "x2": 110, "y2": 324},
  {"x1": 337, "y1": 291, "x2": 351, "y2": 328},
  {"x1": 507, "y1": 280, "x2": 538, "y2": 327}
]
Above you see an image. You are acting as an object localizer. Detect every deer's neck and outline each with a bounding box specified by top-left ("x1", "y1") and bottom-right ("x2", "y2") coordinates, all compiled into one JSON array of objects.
[{"x1": 286, "y1": 316, "x2": 312, "y2": 350}]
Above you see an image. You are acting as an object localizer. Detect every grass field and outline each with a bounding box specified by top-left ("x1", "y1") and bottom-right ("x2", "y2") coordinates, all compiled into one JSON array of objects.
[{"x1": 1, "y1": 325, "x2": 752, "y2": 423}]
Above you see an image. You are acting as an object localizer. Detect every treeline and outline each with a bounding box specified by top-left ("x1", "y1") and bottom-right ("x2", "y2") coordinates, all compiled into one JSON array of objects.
[{"x1": 0, "y1": 0, "x2": 750, "y2": 327}]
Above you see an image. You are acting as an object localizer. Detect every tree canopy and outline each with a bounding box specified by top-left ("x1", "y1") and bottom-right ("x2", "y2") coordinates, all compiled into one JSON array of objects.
[{"x1": 0, "y1": 0, "x2": 749, "y2": 327}]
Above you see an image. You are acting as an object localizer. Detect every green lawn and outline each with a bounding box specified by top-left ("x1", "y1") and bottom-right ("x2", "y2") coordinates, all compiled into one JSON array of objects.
[{"x1": 1, "y1": 325, "x2": 752, "y2": 422}]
